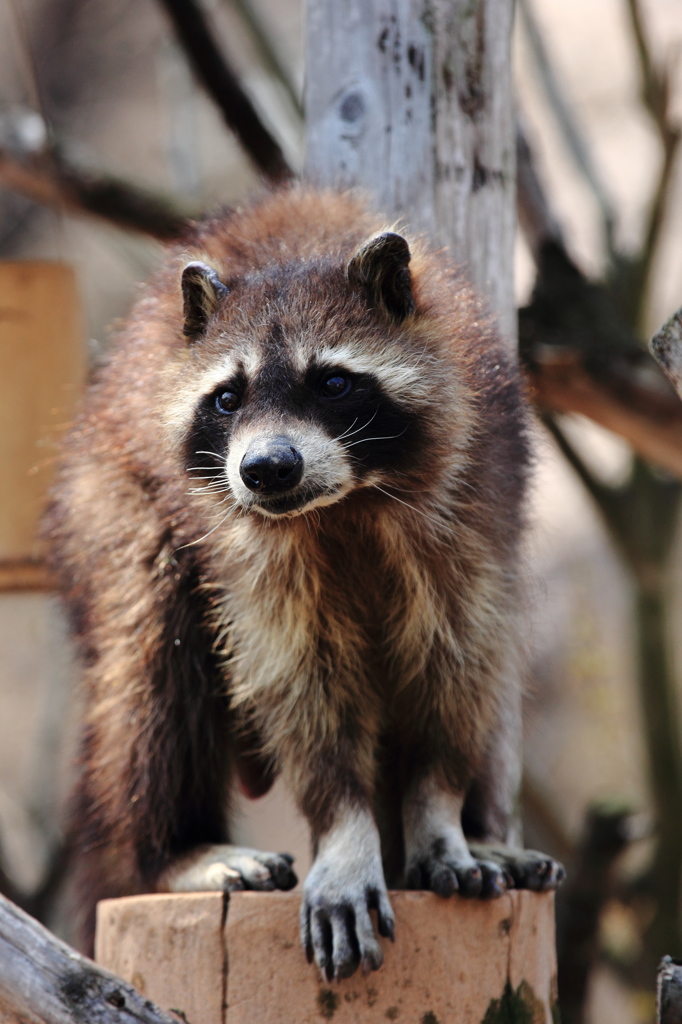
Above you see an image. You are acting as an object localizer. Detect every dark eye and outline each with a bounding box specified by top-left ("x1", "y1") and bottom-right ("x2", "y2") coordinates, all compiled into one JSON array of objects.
[
  {"x1": 319, "y1": 374, "x2": 352, "y2": 399},
  {"x1": 215, "y1": 390, "x2": 241, "y2": 414}
]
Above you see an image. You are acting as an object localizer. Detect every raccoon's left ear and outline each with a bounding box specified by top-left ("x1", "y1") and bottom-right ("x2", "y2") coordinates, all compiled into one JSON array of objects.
[
  {"x1": 346, "y1": 232, "x2": 415, "y2": 322},
  {"x1": 181, "y1": 261, "x2": 229, "y2": 339}
]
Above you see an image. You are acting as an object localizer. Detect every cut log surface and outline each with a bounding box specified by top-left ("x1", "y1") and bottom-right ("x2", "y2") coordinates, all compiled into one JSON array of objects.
[{"x1": 96, "y1": 890, "x2": 558, "y2": 1024}]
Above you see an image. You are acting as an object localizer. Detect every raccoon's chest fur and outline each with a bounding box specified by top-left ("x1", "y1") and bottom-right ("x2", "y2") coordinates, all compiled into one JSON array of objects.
[{"x1": 210, "y1": 509, "x2": 442, "y2": 712}]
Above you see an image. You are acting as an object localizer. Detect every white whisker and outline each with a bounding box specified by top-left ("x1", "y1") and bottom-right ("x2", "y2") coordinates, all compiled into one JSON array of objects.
[
  {"x1": 332, "y1": 418, "x2": 359, "y2": 442},
  {"x1": 176, "y1": 506, "x2": 235, "y2": 550},
  {"x1": 371, "y1": 484, "x2": 456, "y2": 537},
  {"x1": 343, "y1": 426, "x2": 408, "y2": 449},
  {"x1": 334, "y1": 408, "x2": 379, "y2": 444},
  {"x1": 194, "y1": 450, "x2": 225, "y2": 462}
]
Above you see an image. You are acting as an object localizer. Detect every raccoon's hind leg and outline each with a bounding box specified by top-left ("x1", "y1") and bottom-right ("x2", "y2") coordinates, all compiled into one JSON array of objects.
[
  {"x1": 403, "y1": 773, "x2": 510, "y2": 900},
  {"x1": 463, "y1": 686, "x2": 565, "y2": 892},
  {"x1": 56, "y1": 476, "x2": 296, "y2": 951},
  {"x1": 159, "y1": 844, "x2": 296, "y2": 893}
]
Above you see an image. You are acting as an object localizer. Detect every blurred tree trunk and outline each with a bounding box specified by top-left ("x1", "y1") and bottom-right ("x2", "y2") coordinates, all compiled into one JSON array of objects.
[{"x1": 304, "y1": 0, "x2": 516, "y2": 346}]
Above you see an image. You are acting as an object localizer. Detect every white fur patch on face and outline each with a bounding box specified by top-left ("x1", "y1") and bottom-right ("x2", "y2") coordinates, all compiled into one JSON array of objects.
[
  {"x1": 159, "y1": 345, "x2": 262, "y2": 447},
  {"x1": 309, "y1": 343, "x2": 433, "y2": 405},
  {"x1": 225, "y1": 417, "x2": 355, "y2": 516}
]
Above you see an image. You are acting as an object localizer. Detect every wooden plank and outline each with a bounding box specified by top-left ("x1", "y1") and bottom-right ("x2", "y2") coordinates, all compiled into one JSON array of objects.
[
  {"x1": 96, "y1": 890, "x2": 559, "y2": 1024},
  {"x1": 0, "y1": 559, "x2": 51, "y2": 592},
  {"x1": 0, "y1": 262, "x2": 85, "y2": 563}
]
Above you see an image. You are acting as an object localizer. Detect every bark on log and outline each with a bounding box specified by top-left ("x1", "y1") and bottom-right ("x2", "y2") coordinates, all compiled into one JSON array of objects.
[
  {"x1": 95, "y1": 890, "x2": 560, "y2": 1024},
  {"x1": 650, "y1": 307, "x2": 682, "y2": 400},
  {"x1": 305, "y1": 0, "x2": 516, "y2": 344},
  {"x1": 657, "y1": 956, "x2": 682, "y2": 1024},
  {"x1": 0, "y1": 893, "x2": 177, "y2": 1024}
]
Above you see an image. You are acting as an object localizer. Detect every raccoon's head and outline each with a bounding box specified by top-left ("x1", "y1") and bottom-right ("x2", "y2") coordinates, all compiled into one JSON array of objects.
[{"x1": 173, "y1": 231, "x2": 463, "y2": 520}]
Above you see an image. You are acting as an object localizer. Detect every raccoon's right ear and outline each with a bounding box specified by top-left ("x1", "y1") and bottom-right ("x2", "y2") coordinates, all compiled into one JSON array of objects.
[
  {"x1": 181, "y1": 261, "x2": 229, "y2": 339},
  {"x1": 346, "y1": 232, "x2": 415, "y2": 322}
]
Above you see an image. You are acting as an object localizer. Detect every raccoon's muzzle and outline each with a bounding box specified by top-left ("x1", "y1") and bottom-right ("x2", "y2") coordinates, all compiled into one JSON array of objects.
[{"x1": 239, "y1": 436, "x2": 304, "y2": 495}]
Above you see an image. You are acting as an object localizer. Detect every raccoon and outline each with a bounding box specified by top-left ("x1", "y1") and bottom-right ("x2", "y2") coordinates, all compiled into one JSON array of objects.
[{"x1": 46, "y1": 187, "x2": 563, "y2": 980}]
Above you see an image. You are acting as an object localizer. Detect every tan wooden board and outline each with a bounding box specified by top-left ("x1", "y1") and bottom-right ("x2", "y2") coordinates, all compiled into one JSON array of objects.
[
  {"x1": 96, "y1": 890, "x2": 558, "y2": 1024},
  {"x1": 0, "y1": 262, "x2": 84, "y2": 564}
]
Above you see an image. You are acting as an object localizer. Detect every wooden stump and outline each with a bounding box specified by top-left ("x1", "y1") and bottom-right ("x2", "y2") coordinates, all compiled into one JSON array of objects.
[{"x1": 96, "y1": 891, "x2": 558, "y2": 1024}]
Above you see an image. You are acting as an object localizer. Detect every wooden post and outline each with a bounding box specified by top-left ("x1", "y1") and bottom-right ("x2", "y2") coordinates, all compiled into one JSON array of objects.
[
  {"x1": 96, "y1": 890, "x2": 559, "y2": 1024},
  {"x1": 304, "y1": 0, "x2": 516, "y2": 344}
]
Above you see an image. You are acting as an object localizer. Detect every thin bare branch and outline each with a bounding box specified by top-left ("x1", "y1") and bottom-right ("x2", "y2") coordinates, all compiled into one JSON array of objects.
[
  {"x1": 157, "y1": 0, "x2": 292, "y2": 183},
  {"x1": 517, "y1": 0, "x2": 616, "y2": 257},
  {"x1": 516, "y1": 124, "x2": 564, "y2": 258},
  {"x1": 0, "y1": 108, "x2": 192, "y2": 240},
  {"x1": 624, "y1": 0, "x2": 681, "y2": 329},
  {"x1": 541, "y1": 412, "x2": 618, "y2": 509},
  {"x1": 230, "y1": 0, "x2": 303, "y2": 120}
]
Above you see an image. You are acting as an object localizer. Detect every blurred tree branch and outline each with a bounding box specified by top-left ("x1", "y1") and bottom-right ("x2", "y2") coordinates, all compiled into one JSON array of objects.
[
  {"x1": 620, "y1": 0, "x2": 681, "y2": 332},
  {"x1": 229, "y1": 0, "x2": 303, "y2": 120},
  {"x1": 557, "y1": 803, "x2": 641, "y2": 1024},
  {"x1": 518, "y1": 0, "x2": 616, "y2": 257},
  {"x1": 0, "y1": 108, "x2": 193, "y2": 240},
  {"x1": 157, "y1": 0, "x2": 292, "y2": 182}
]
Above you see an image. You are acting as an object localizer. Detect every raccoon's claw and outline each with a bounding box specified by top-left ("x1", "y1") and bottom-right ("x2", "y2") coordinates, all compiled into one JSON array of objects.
[
  {"x1": 468, "y1": 843, "x2": 565, "y2": 892},
  {"x1": 300, "y1": 885, "x2": 393, "y2": 982},
  {"x1": 160, "y1": 844, "x2": 297, "y2": 894},
  {"x1": 407, "y1": 852, "x2": 509, "y2": 900}
]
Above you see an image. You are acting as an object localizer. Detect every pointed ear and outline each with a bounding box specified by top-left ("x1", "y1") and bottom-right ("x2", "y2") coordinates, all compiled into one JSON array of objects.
[
  {"x1": 181, "y1": 261, "x2": 229, "y2": 338},
  {"x1": 346, "y1": 232, "x2": 415, "y2": 322}
]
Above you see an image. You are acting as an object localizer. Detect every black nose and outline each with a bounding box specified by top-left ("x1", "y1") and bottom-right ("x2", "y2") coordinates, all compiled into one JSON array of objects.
[{"x1": 240, "y1": 438, "x2": 304, "y2": 495}]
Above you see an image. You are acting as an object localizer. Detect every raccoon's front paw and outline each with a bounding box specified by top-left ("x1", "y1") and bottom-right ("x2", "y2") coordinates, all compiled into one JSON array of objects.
[
  {"x1": 468, "y1": 843, "x2": 565, "y2": 892},
  {"x1": 300, "y1": 861, "x2": 395, "y2": 982},
  {"x1": 159, "y1": 843, "x2": 297, "y2": 894},
  {"x1": 406, "y1": 840, "x2": 509, "y2": 900}
]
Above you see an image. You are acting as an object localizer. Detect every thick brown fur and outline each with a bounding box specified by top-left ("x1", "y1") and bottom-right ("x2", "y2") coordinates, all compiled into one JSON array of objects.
[{"x1": 46, "y1": 187, "x2": 537, "y2": 962}]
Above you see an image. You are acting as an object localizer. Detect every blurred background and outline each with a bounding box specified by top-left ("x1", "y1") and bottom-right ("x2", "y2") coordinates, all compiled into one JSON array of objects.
[{"x1": 1, "y1": 1, "x2": 682, "y2": 1021}]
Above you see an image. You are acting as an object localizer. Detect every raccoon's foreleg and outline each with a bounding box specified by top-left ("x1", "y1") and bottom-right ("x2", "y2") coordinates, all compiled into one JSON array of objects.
[{"x1": 296, "y1": 737, "x2": 394, "y2": 981}]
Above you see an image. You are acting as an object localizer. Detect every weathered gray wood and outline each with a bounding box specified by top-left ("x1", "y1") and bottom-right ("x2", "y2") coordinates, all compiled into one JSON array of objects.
[
  {"x1": 657, "y1": 956, "x2": 682, "y2": 1024},
  {"x1": 650, "y1": 307, "x2": 682, "y2": 399},
  {"x1": 0, "y1": 893, "x2": 177, "y2": 1024},
  {"x1": 305, "y1": 0, "x2": 516, "y2": 343}
]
